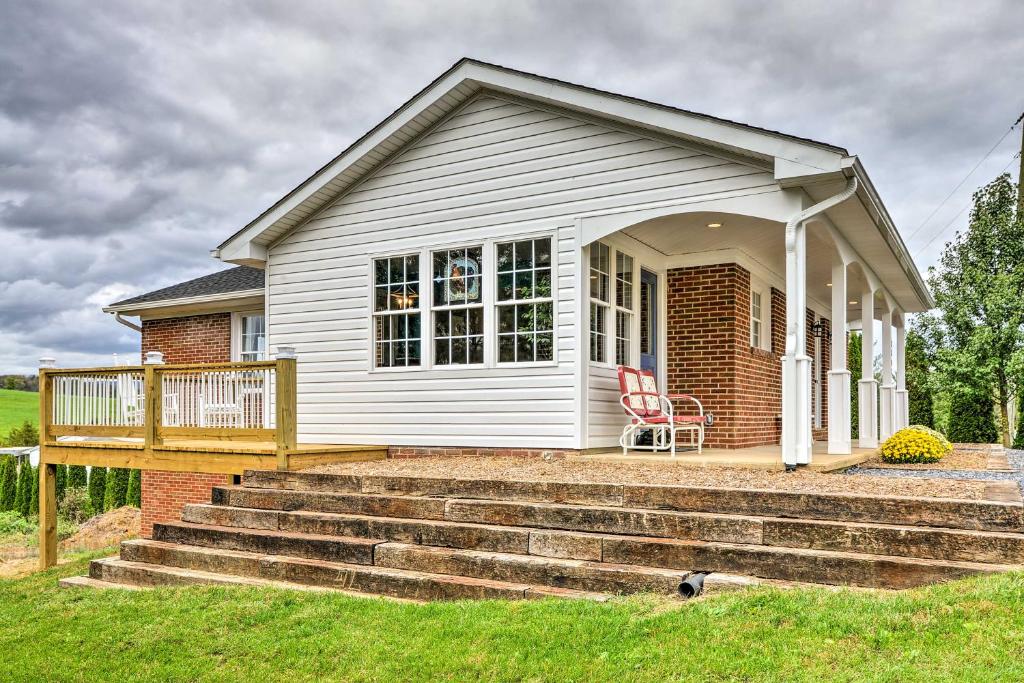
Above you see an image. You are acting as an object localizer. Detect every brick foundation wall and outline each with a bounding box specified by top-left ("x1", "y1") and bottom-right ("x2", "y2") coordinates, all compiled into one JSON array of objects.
[
  {"x1": 140, "y1": 470, "x2": 232, "y2": 537},
  {"x1": 389, "y1": 446, "x2": 580, "y2": 458},
  {"x1": 666, "y1": 264, "x2": 829, "y2": 449},
  {"x1": 140, "y1": 313, "x2": 231, "y2": 364},
  {"x1": 138, "y1": 313, "x2": 234, "y2": 537}
]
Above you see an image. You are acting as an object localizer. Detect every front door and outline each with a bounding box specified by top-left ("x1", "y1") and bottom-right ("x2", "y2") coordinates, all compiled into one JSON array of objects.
[{"x1": 639, "y1": 269, "x2": 657, "y2": 374}]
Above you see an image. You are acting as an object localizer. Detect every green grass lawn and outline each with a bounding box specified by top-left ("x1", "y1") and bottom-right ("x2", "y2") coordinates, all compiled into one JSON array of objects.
[
  {"x1": 1, "y1": 555, "x2": 1023, "y2": 682},
  {"x1": 0, "y1": 389, "x2": 38, "y2": 435}
]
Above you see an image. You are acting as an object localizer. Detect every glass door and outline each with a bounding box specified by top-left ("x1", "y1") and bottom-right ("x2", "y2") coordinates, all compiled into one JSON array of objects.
[{"x1": 639, "y1": 269, "x2": 657, "y2": 374}]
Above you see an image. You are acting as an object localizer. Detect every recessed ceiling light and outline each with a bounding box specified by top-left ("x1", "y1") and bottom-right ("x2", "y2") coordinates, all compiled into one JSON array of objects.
[
  {"x1": 706, "y1": 222, "x2": 722, "y2": 228},
  {"x1": 849, "y1": 300, "x2": 858, "y2": 305},
  {"x1": 826, "y1": 283, "x2": 832, "y2": 287}
]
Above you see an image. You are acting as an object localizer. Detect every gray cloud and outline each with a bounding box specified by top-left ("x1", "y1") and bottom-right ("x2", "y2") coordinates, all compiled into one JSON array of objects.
[{"x1": 1, "y1": 0, "x2": 1022, "y2": 373}]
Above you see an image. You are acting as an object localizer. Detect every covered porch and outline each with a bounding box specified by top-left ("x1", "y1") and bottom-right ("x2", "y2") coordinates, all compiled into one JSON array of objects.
[
  {"x1": 578, "y1": 170, "x2": 932, "y2": 465},
  {"x1": 574, "y1": 442, "x2": 876, "y2": 472}
]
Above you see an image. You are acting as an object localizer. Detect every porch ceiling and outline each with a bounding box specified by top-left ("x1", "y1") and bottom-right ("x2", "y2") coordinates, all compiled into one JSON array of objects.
[{"x1": 623, "y1": 211, "x2": 861, "y2": 318}]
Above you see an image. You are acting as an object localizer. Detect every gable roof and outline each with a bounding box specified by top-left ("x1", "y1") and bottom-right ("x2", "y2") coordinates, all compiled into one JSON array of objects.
[
  {"x1": 214, "y1": 58, "x2": 854, "y2": 266},
  {"x1": 105, "y1": 266, "x2": 264, "y2": 310}
]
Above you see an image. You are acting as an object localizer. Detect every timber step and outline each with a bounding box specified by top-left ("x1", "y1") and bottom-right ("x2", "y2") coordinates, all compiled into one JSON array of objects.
[
  {"x1": 238, "y1": 471, "x2": 1024, "y2": 532},
  {"x1": 176, "y1": 505, "x2": 1013, "y2": 589},
  {"x1": 182, "y1": 503, "x2": 1024, "y2": 566},
  {"x1": 108, "y1": 541, "x2": 610, "y2": 601}
]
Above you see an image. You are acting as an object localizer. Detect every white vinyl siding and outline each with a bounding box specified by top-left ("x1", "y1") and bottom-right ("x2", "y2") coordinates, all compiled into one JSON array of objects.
[{"x1": 266, "y1": 94, "x2": 775, "y2": 448}]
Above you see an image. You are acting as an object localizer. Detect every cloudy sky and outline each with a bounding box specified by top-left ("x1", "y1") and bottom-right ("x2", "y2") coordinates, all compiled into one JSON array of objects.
[{"x1": 1, "y1": 0, "x2": 1022, "y2": 373}]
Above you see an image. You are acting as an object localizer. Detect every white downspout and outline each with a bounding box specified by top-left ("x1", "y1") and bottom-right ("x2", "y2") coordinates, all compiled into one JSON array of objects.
[
  {"x1": 112, "y1": 313, "x2": 142, "y2": 333},
  {"x1": 781, "y1": 176, "x2": 859, "y2": 468}
]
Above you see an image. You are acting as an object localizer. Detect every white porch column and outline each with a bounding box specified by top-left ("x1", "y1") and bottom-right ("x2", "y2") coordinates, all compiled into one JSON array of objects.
[
  {"x1": 858, "y1": 290, "x2": 879, "y2": 448},
  {"x1": 895, "y1": 321, "x2": 909, "y2": 430},
  {"x1": 827, "y1": 258, "x2": 851, "y2": 454},
  {"x1": 879, "y1": 309, "x2": 896, "y2": 441},
  {"x1": 781, "y1": 220, "x2": 812, "y2": 468}
]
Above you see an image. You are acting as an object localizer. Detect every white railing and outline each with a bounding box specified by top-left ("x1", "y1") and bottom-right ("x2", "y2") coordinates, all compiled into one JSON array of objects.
[
  {"x1": 51, "y1": 369, "x2": 145, "y2": 428},
  {"x1": 160, "y1": 366, "x2": 275, "y2": 429}
]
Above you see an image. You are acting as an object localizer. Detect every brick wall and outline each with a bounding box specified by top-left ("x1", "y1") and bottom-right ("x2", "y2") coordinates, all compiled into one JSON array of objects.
[
  {"x1": 665, "y1": 264, "x2": 829, "y2": 448},
  {"x1": 139, "y1": 312, "x2": 233, "y2": 537},
  {"x1": 140, "y1": 313, "x2": 232, "y2": 364},
  {"x1": 140, "y1": 470, "x2": 232, "y2": 537}
]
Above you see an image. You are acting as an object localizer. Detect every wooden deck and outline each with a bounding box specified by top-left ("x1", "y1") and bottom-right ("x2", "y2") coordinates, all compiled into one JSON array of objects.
[{"x1": 42, "y1": 438, "x2": 387, "y2": 475}]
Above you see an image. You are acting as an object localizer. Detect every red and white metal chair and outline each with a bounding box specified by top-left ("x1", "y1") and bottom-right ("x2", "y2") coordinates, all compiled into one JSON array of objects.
[{"x1": 617, "y1": 365, "x2": 709, "y2": 455}]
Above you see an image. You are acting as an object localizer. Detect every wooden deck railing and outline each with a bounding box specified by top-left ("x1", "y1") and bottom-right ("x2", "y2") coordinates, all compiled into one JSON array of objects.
[{"x1": 39, "y1": 354, "x2": 297, "y2": 469}]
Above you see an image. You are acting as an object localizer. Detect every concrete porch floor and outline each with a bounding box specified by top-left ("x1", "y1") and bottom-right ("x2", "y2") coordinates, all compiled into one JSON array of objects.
[{"x1": 570, "y1": 441, "x2": 876, "y2": 472}]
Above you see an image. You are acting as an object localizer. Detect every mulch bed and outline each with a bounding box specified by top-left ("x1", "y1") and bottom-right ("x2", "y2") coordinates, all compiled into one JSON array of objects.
[
  {"x1": 861, "y1": 449, "x2": 991, "y2": 472},
  {"x1": 312, "y1": 456, "x2": 990, "y2": 500}
]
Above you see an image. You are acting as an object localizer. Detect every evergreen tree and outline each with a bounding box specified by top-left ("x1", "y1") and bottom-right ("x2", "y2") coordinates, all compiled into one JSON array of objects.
[
  {"x1": 55, "y1": 464, "x2": 67, "y2": 504},
  {"x1": 30, "y1": 465, "x2": 38, "y2": 514},
  {"x1": 88, "y1": 467, "x2": 107, "y2": 515},
  {"x1": 0, "y1": 456, "x2": 16, "y2": 511},
  {"x1": 126, "y1": 470, "x2": 142, "y2": 507},
  {"x1": 15, "y1": 458, "x2": 33, "y2": 517},
  {"x1": 104, "y1": 468, "x2": 129, "y2": 510},
  {"x1": 67, "y1": 465, "x2": 87, "y2": 489},
  {"x1": 848, "y1": 331, "x2": 862, "y2": 439},
  {"x1": 906, "y1": 329, "x2": 934, "y2": 428},
  {"x1": 1013, "y1": 401, "x2": 1024, "y2": 449},
  {"x1": 946, "y1": 389, "x2": 998, "y2": 444}
]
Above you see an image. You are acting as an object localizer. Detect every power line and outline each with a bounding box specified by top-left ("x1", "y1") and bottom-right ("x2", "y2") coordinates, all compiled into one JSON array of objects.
[
  {"x1": 913, "y1": 151, "x2": 1020, "y2": 258},
  {"x1": 906, "y1": 118, "x2": 1020, "y2": 242}
]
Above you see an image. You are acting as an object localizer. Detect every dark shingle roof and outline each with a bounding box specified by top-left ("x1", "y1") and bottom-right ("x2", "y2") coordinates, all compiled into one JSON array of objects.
[{"x1": 109, "y1": 266, "x2": 264, "y2": 307}]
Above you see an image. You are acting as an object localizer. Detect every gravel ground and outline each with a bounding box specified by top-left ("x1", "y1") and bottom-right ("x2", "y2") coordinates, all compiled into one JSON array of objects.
[
  {"x1": 313, "y1": 456, "x2": 990, "y2": 499},
  {"x1": 848, "y1": 448, "x2": 1024, "y2": 494}
]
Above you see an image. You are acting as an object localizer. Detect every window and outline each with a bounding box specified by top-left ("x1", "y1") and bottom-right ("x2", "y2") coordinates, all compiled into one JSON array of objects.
[
  {"x1": 614, "y1": 251, "x2": 633, "y2": 365},
  {"x1": 496, "y1": 237, "x2": 554, "y2": 363},
  {"x1": 432, "y1": 246, "x2": 484, "y2": 365},
  {"x1": 239, "y1": 314, "x2": 266, "y2": 362},
  {"x1": 589, "y1": 242, "x2": 610, "y2": 362},
  {"x1": 373, "y1": 254, "x2": 421, "y2": 367},
  {"x1": 750, "y1": 282, "x2": 771, "y2": 351}
]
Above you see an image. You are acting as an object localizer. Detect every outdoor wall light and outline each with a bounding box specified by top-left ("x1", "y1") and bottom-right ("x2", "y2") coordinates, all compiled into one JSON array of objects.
[
  {"x1": 706, "y1": 222, "x2": 723, "y2": 228},
  {"x1": 811, "y1": 320, "x2": 829, "y2": 340}
]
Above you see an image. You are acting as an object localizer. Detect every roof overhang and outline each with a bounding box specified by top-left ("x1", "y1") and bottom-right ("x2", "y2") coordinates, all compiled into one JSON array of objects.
[{"x1": 102, "y1": 289, "x2": 265, "y2": 319}]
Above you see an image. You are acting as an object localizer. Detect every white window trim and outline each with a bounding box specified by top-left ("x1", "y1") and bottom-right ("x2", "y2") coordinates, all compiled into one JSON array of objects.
[
  {"x1": 366, "y1": 230, "x2": 559, "y2": 373},
  {"x1": 430, "y1": 243, "x2": 486, "y2": 368},
  {"x1": 588, "y1": 241, "x2": 612, "y2": 366},
  {"x1": 613, "y1": 249, "x2": 636, "y2": 367},
  {"x1": 230, "y1": 310, "x2": 267, "y2": 362},
  {"x1": 494, "y1": 233, "x2": 558, "y2": 367},
  {"x1": 750, "y1": 276, "x2": 771, "y2": 352}
]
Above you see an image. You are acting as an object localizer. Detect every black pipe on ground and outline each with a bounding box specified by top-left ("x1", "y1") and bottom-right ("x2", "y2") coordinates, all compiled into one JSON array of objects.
[{"x1": 678, "y1": 572, "x2": 709, "y2": 598}]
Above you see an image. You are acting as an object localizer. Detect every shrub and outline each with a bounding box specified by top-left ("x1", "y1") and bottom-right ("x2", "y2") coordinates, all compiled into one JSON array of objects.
[
  {"x1": 880, "y1": 426, "x2": 953, "y2": 464},
  {"x1": 1, "y1": 421, "x2": 38, "y2": 448},
  {"x1": 0, "y1": 456, "x2": 16, "y2": 512},
  {"x1": 0, "y1": 510, "x2": 32, "y2": 536},
  {"x1": 55, "y1": 464, "x2": 67, "y2": 504},
  {"x1": 946, "y1": 390, "x2": 998, "y2": 444},
  {"x1": 67, "y1": 465, "x2": 87, "y2": 490},
  {"x1": 59, "y1": 486, "x2": 93, "y2": 524},
  {"x1": 88, "y1": 467, "x2": 106, "y2": 514},
  {"x1": 104, "y1": 468, "x2": 129, "y2": 511},
  {"x1": 126, "y1": 469, "x2": 141, "y2": 508},
  {"x1": 15, "y1": 459, "x2": 33, "y2": 517}
]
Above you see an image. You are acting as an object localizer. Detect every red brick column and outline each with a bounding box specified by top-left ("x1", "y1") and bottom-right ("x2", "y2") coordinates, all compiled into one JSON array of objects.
[
  {"x1": 138, "y1": 312, "x2": 234, "y2": 537},
  {"x1": 140, "y1": 471, "x2": 232, "y2": 537}
]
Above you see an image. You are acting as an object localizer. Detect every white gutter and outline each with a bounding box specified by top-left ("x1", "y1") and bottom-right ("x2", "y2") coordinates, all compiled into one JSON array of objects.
[
  {"x1": 113, "y1": 313, "x2": 142, "y2": 333},
  {"x1": 784, "y1": 176, "x2": 859, "y2": 355}
]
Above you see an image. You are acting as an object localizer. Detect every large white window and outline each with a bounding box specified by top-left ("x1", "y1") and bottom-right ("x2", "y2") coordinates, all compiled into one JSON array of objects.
[
  {"x1": 373, "y1": 254, "x2": 421, "y2": 367},
  {"x1": 614, "y1": 251, "x2": 634, "y2": 365},
  {"x1": 750, "y1": 281, "x2": 771, "y2": 351},
  {"x1": 239, "y1": 314, "x2": 266, "y2": 362},
  {"x1": 589, "y1": 242, "x2": 610, "y2": 363},
  {"x1": 496, "y1": 237, "x2": 554, "y2": 363},
  {"x1": 432, "y1": 246, "x2": 484, "y2": 365}
]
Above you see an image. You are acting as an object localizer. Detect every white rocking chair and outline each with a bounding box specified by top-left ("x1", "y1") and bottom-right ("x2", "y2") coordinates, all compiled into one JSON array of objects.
[{"x1": 617, "y1": 365, "x2": 709, "y2": 455}]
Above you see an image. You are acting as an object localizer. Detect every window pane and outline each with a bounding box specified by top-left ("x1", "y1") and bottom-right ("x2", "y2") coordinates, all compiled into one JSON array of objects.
[
  {"x1": 590, "y1": 242, "x2": 609, "y2": 303},
  {"x1": 535, "y1": 268, "x2": 551, "y2": 299},
  {"x1": 535, "y1": 302, "x2": 553, "y2": 333},
  {"x1": 405, "y1": 255, "x2": 419, "y2": 282},
  {"x1": 435, "y1": 338, "x2": 450, "y2": 365},
  {"x1": 451, "y1": 308, "x2": 466, "y2": 336},
  {"x1": 374, "y1": 259, "x2": 389, "y2": 286},
  {"x1": 434, "y1": 311, "x2": 450, "y2": 338},
  {"x1": 616, "y1": 252, "x2": 633, "y2": 309},
  {"x1": 498, "y1": 335, "x2": 515, "y2": 362},
  {"x1": 494, "y1": 237, "x2": 554, "y2": 364},
  {"x1": 496, "y1": 242, "x2": 513, "y2": 271},
  {"x1": 468, "y1": 307, "x2": 483, "y2": 335},
  {"x1": 451, "y1": 337, "x2": 467, "y2": 364},
  {"x1": 407, "y1": 340, "x2": 421, "y2": 366},
  {"x1": 616, "y1": 310, "x2": 630, "y2": 365},
  {"x1": 514, "y1": 240, "x2": 533, "y2": 269},
  {"x1": 498, "y1": 305, "x2": 515, "y2": 333},
  {"x1": 497, "y1": 273, "x2": 513, "y2": 301},
  {"x1": 536, "y1": 333, "x2": 553, "y2": 362},
  {"x1": 590, "y1": 303, "x2": 607, "y2": 363},
  {"x1": 534, "y1": 238, "x2": 551, "y2": 266},
  {"x1": 517, "y1": 334, "x2": 534, "y2": 362},
  {"x1": 469, "y1": 336, "x2": 484, "y2": 364}
]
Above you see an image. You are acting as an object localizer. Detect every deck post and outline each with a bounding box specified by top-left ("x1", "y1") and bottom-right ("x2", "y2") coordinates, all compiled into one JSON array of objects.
[
  {"x1": 275, "y1": 346, "x2": 298, "y2": 471},
  {"x1": 827, "y1": 257, "x2": 852, "y2": 455},
  {"x1": 38, "y1": 358, "x2": 57, "y2": 569},
  {"x1": 143, "y1": 351, "x2": 164, "y2": 448},
  {"x1": 858, "y1": 290, "x2": 879, "y2": 448}
]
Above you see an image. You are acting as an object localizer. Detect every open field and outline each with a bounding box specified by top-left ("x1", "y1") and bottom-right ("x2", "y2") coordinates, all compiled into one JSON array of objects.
[
  {"x1": 1, "y1": 555, "x2": 1023, "y2": 682},
  {"x1": 0, "y1": 389, "x2": 38, "y2": 435}
]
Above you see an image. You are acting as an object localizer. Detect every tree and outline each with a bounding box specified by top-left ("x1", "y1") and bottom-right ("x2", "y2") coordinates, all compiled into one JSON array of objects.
[
  {"x1": 0, "y1": 456, "x2": 16, "y2": 511},
  {"x1": 946, "y1": 388, "x2": 998, "y2": 444},
  {"x1": 2, "y1": 421, "x2": 38, "y2": 448},
  {"x1": 127, "y1": 470, "x2": 142, "y2": 508},
  {"x1": 88, "y1": 467, "x2": 107, "y2": 515},
  {"x1": 67, "y1": 465, "x2": 87, "y2": 489},
  {"x1": 906, "y1": 328, "x2": 934, "y2": 428},
  {"x1": 30, "y1": 465, "x2": 38, "y2": 514},
  {"x1": 1013, "y1": 400, "x2": 1024, "y2": 449},
  {"x1": 15, "y1": 458, "x2": 33, "y2": 517},
  {"x1": 104, "y1": 468, "x2": 129, "y2": 510},
  {"x1": 848, "y1": 331, "x2": 862, "y2": 439},
  {"x1": 919, "y1": 174, "x2": 1024, "y2": 446}
]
